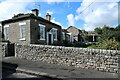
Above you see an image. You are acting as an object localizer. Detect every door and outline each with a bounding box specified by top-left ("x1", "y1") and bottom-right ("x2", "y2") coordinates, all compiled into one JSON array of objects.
[
  {"x1": 49, "y1": 34, "x2": 52, "y2": 45},
  {"x1": 47, "y1": 32, "x2": 53, "y2": 45}
]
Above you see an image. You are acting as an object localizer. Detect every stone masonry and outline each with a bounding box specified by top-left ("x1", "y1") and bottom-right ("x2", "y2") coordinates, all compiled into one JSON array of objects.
[
  {"x1": 15, "y1": 44, "x2": 120, "y2": 73},
  {"x1": 0, "y1": 42, "x2": 8, "y2": 57}
]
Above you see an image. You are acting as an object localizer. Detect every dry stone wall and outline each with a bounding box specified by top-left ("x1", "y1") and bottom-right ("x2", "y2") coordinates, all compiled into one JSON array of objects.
[{"x1": 15, "y1": 44, "x2": 120, "y2": 73}]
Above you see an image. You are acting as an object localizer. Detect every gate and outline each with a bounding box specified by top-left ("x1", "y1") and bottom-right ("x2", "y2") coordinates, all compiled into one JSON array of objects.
[{"x1": 6, "y1": 43, "x2": 15, "y2": 57}]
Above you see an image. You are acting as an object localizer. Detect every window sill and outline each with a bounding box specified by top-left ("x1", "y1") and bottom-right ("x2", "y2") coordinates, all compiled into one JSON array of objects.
[
  {"x1": 54, "y1": 39, "x2": 57, "y2": 41},
  {"x1": 40, "y1": 38, "x2": 45, "y2": 40},
  {"x1": 20, "y1": 38, "x2": 26, "y2": 41}
]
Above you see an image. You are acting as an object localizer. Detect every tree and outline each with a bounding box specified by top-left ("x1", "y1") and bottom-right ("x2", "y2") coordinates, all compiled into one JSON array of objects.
[
  {"x1": 93, "y1": 25, "x2": 120, "y2": 50},
  {"x1": 98, "y1": 39, "x2": 120, "y2": 50},
  {"x1": 102, "y1": 25, "x2": 112, "y2": 32},
  {"x1": 115, "y1": 25, "x2": 120, "y2": 31},
  {"x1": 94, "y1": 27, "x2": 102, "y2": 34},
  {"x1": 114, "y1": 31, "x2": 120, "y2": 42},
  {"x1": 94, "y1": 25, "x2": 120, "y2": 42}
]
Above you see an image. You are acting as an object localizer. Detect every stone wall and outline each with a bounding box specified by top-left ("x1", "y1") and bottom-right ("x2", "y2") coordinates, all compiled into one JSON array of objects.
[
  {"x1": 0, "y1": 42, "x2": 8, "y2": 57},
  {"x1": 15, "y1": 44, "x2": 120, "y2": 73}
]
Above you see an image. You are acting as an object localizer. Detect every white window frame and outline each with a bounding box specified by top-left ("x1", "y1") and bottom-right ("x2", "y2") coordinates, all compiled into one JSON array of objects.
[
  {"x1": 0, "y1": 23, "x2": 2, "y2": 27},
  {"x1": 39, "y1": 24, "x2": 45, "y2": 40},
  {"x1": 0, "y1": 23, "x2": 2, "y2": 33},
  {"x1": 19, "y1": 22, "x2": 26, "y2": 41},
  {"x1": 52, "y1": 28, "x2": 57, "y2": 41},
  {"x1": 62, "y1": 32, "x2": 65, "y2": 40},
  {"x1": 67, "y1": 33, "x2": 72, "y2": 42},
  {"x1": 67, "y1": 33, "x2": 74, "y2": 42},
  {"x1": 4, "y1": 25, "x2": 9, "y2": 40},
  {"x1": 47, "y1": 32, "x2": 53, "y2": 44}
]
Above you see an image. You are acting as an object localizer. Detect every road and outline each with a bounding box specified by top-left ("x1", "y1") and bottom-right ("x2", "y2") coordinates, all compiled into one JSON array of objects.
[
  {"x1": 1, "y1": 68, "x2": 119, "y2": 80},
  {"x1": 1, "y1": 68, "x2": 62, "y2": 80},
  {"x1": 1, "y1": 57, "x2": 119, "y2": 80},
  {"x1": 2, "y1": 68, "x2": 38, "y2": 78}
]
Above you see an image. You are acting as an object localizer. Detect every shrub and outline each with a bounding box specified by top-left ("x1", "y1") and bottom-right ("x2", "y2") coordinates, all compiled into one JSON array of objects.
[
  {"x1": 61, "y1": 40, "x2": 70, "y2": 46},
  {"x1": 98, "y1": 39, "x2": 120, "y2": 50}
]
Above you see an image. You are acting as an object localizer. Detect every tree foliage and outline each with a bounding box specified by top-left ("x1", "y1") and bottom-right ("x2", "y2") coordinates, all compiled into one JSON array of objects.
[
  {"x1": 93, "y1": 25, "x2": 120, "y2": 50},
  {"x1": 94, "y1": 25, "x2": 120, "y2": 42},
  {"x1": 98, "y1": 39, "x2": 120, "y2": 50},
  {"x1": 115, "y1": 25, "x2": 120, "y2": 31},
  {"x1": 94, "y1": 27, "x2": 102, "y2": 34}
]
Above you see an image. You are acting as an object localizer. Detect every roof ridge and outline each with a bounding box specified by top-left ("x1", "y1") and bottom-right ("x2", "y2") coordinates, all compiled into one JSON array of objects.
[
  {"x1": 1, "y1": 14, "x2": 61, "y2": 28},
  {"x1": 66, "y1": 26, "x2": 81, "y2": 31}
]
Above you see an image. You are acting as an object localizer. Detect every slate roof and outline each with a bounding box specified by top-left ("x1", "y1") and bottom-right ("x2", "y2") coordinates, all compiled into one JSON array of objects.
[
  {"x1": 86, "y1": 31, "x2": 98, "y2": 35},
  {"x1": 62, "y1": 29, "x2": 69, "y2": 33},
  {"x1": 66, "y1": 26, "x2": 81, "y2": 32},
  {"x1": 0, "y1": 13, "x2": 61, "y2": 28},
  {"x1": 87, "y1": 31, "x2": 97, "y2": 34}
]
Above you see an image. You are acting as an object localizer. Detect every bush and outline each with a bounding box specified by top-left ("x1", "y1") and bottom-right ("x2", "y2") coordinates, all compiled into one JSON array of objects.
[
  {"x1": 87, "y1": 45, "x2": 97, "y2": 49},
  {"x1": 61, "y1": 40, "x2": 90, "y2": 48},
  {"x1": 94, "y1": 25, "x2": 120, "y2": 43},
  {"x1": 97, "y1": 39, "x2": 120, "y2": 50},
  {"x1": 61, "y1": 40, "x2": 71, "y2": 46}
]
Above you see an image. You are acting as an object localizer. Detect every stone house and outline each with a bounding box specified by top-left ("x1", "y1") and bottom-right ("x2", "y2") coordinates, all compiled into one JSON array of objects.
[
  {"x1": 0, "y1": 9, "x2": 62, "y2": 45},
  {"x1": 61, "y1": 29, "x2": 74, "y2": 43},
  {"x1": 0, "y1": 24, "x2": 2, "y2": 41},
  {"x1": 66, "y1": 26, "x2": 84, "y2": 42},
  {"x1": 85, "y1": 31, "x2": 98, "y2": 42},
  {"x1": 66, "y1": 26, "x2": 98, "y2": 43}
]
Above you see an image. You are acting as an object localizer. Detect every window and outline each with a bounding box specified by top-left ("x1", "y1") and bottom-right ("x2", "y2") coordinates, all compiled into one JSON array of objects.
[
  {"x1": 62, "y1": 32, "x2": 65, "y2": 40},
  {"x1": 51, "y1": 28, "x2": 57, "y2": 41},
  {"x1": 0, "y1": 23, "x2": 2, "y2": 27},
  {"x1": 66, "y1": 34, "x2": 70, "y2": 41},
  {"x1": 39, "y1": 24, "x2": 45, "y2": 40},
  {"x1": 67, "y1": 33, "x2": 73, "y2": 42},
  {"x1": 19, "y1": 23, "x2": 26, "y2": 40},
  {"x1": 4, "y1": 25, "x2": 9, "y2": 40},
  {"x1": 0, "y1": 23, "x2": 2, "y2": 33}
]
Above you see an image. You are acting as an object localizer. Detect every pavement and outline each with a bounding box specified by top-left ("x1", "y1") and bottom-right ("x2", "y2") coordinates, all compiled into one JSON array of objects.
[
  {"x1": 1, "y1": 57, "x2": 119, "y2": 79},
  {"x1": 2, "y1": 68, "x2": 38, "y2": 78}
]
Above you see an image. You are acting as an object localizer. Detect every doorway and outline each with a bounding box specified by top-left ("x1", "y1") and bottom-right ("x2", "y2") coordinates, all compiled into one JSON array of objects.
[
  {"x1": 47, "y1": 32, "x2": 53, "y2": 45},
  {"x1": 49, "y1": 34, "x2": 52, "y2": 45}
]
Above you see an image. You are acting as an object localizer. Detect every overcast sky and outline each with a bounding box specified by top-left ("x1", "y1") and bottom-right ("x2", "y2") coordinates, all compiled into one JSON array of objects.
[{"x1": 0, "y1": 0, "x2": 119, "y2": 31}]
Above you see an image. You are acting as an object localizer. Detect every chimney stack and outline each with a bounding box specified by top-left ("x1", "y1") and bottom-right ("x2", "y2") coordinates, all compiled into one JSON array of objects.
[
  {"x1": 32, "y1": 9, "x2": 39, "y2": 16},
  {"x1": 46, "y1": 13, "x2": 51, "y2": 21}
]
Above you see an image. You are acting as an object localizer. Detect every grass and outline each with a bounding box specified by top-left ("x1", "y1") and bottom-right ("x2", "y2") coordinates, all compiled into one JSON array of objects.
[{"x1": 87, "y1": 46, "x2": 94, "y2": 49}]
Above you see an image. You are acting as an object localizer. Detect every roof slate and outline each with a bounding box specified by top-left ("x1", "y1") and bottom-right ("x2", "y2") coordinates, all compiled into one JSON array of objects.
[{"x1": 1, "y1": 14, "x2": 61, "y2": 28}]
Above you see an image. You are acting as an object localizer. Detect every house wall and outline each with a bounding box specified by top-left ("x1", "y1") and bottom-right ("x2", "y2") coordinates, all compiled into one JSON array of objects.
[
  {"x1": 0, "y1": 30, "x2": 2, "y2": 41},
  {"x1": 3, "y1": 19, "x2": 31, "y2": 45},
  {"x1": 2, "y1": 18, "x2": 61, "y2": 45},
  {"x1": 30, "y1": 18, "x2": 61, "y2": 45},
  {"x1": 74, "y1": 36, "x2": 78, "y2": 42},
  {"x1": 87, "y1": 35, "x2": 97, "y2": 42},
  {"x1": 66, "y1": 27, "x2": 80, "y2": 42},
  {"x1": 0, "y1": 24, "x2": 2, "y2": 40},
  {"x1": 15, "y1": 44, "x2": 120, "y2": 73},
  {"x1": 67, "y1": 27, "x2": 79, "y2": 35}
]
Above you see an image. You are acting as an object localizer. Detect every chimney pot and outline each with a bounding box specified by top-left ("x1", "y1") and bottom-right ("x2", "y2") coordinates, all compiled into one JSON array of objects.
[
  {"x1": 32, "y1": 9, "x2": 39, "y2": 16},
  {"x1": 46, "y1": 13, "x2": 51, "y2": 21}
]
